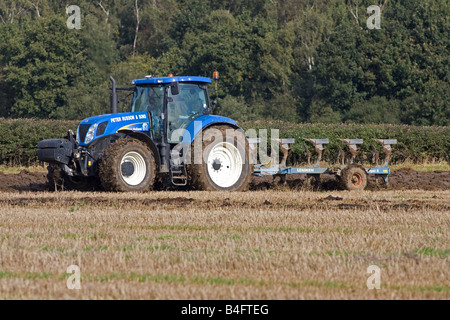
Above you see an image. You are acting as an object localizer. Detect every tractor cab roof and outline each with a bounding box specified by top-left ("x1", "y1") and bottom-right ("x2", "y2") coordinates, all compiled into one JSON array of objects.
[{"x1": 132, "y1": 76, "x2": 212, "y2": 85}]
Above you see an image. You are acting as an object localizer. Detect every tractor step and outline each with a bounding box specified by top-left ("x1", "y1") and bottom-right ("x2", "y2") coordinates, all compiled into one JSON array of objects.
[{"x1": 170, "y1": 164, "x2": 188, "y2": 186}]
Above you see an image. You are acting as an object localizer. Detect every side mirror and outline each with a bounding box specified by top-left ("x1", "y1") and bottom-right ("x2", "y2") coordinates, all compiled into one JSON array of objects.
[
  {"x1": 210, "y1": 100, "x2": 218, "y2": 114},
  {"x1": 171, "y1": 82, "x2": 180, "y2": 95}
]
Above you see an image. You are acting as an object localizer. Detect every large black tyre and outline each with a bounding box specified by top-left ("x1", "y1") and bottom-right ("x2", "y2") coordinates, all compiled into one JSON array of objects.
[
  {"x1": 99, "y1": 138, "x2": 156, "y2": 192},
  {"x1": 187, "y1": 125, "x2": 252, "y2": 191},
  {"x1": 47, "y1": 164, "x2": 100, "y2": 191},
  {"x1": 340, "y1": 166, "x2": 368, "y2": 191}
]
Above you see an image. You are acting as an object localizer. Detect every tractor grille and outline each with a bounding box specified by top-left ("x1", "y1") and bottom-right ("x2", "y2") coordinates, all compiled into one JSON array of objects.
[
  {"x1": 96, "y1": 121, "x2": 108, "y2": 136},
  {"x1": 78, "y1": 124, "x2": 91, "y2": 143}
]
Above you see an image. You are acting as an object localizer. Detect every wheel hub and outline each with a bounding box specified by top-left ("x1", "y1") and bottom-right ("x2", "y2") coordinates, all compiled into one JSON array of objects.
[
  {"x1": 120, "y1": 151, "x2": 146, "y2": 186},
  {"x1": 121, "y1": 162, "x2": 135, "y2": 177},
  {"x1": 351, "y1": 173, "x2": 362, "y2": 186},
  {"x1": 212, "y1": 158, "x2": 222, "y2": 171}
]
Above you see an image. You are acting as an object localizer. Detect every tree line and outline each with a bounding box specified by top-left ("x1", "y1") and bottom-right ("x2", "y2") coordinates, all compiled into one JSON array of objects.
[{"x1": 0, "y1": 0, "x2": 448, "y2": 125}]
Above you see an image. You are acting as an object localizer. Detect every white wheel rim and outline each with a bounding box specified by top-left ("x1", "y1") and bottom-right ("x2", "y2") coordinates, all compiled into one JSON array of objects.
[
  {"x1": 207, "y1": 142, "x2": 243, "y2": 188},
  {"x1": 120, "y1": 151, "x2": 146, "y2": 186}
]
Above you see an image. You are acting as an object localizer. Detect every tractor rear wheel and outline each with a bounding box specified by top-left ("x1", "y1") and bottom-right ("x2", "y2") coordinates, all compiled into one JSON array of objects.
[
  {"x1": 188, "y1": 126, "x2": 252, "y2": 191},
  {"x1": 99, "y1": 138, "x2": 156, "y2": 192},
  {"x1": 47, "y1": 163, "x2": 100, "y2": 191},
  {"x1": 340, "y1": 166, "x2": 367, "y2": 191}
]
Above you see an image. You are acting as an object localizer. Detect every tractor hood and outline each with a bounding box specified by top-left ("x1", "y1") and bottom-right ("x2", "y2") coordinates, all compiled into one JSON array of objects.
[{"x1": 76, "y1": 112, "x2": 150, "y2": 146}]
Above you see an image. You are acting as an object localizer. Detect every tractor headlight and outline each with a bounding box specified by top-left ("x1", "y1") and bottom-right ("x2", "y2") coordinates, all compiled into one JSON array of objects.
[{"x1": 84, "y1": 123, "x2": 98, "y2": 144}]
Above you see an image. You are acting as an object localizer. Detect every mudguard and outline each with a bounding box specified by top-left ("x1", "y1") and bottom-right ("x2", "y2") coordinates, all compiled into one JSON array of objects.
[{"x1": 181, "y1": 115, "x2": 239, "y2": 144}]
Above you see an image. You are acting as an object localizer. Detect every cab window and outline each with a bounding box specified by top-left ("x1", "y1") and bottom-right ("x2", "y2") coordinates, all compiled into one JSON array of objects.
[
  {"x1": 130, "y1": 85, "x2": 164, "y2": 140},
  {"x1": 167, "y1": 83, "x2": 208, "y2": 143}
]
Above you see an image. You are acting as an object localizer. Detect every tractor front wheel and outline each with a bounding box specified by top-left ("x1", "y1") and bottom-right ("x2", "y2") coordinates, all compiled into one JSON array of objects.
[{"x1": 99, "y1": 139, "x2": 156, "y2": 192}]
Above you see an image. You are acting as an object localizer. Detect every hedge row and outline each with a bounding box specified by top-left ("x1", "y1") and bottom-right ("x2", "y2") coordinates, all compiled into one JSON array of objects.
[
  {"x1": 0, "y1": 118, "x2": 448, "y2": 166},
  {"x1": 240, "y1": 121, "x2": 450, "y2": 164},
  {"x1": 0, "y1": 118, "x2": 78, "y2": 166}
]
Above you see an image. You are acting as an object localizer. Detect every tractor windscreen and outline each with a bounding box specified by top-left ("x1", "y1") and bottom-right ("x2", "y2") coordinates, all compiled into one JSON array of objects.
[
  {"x1": 130, "y1": 85, "x2": 165, "y2": 141},
  {"x1": 130, "y1": 85, "x2": 164, "y2": 113}
]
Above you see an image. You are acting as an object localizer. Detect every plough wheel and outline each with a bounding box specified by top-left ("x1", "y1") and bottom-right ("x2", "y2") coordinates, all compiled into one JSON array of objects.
[{"x1": 340, "y1": 166, "x2": 367, "y2": 191}]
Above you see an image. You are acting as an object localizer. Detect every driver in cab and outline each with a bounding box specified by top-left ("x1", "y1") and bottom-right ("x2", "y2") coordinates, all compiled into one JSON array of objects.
[{"x1": 168, "y1": 94, "x2": 190, "y2": 129}]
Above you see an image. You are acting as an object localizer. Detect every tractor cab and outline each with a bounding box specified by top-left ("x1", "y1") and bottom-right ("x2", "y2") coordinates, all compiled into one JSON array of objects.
[{"x1": 129, "y1": 76, "x2": 211, "y2": 143}]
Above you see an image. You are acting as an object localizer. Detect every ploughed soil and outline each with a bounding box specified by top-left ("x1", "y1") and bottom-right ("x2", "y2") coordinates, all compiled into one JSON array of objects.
[
  {"x1": 0, "y1": 171, "x2": 49, "y2": 192},
  {"x1": 0, "y1": 168, "x2": 449, "y2": 193},
  {"x1": 251, "y1": 168, "x2": 450, "y2": 192}
]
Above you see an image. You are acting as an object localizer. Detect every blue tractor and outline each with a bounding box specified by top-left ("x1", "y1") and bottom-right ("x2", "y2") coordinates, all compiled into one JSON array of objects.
[{"x1": 38, "y1": 75, "x2": 252, "y2": 192}]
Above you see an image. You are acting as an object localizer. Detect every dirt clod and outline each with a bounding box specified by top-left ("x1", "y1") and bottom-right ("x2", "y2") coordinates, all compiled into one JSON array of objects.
[{"x1": 322, "y1": 195, "x2": 343, "y2": 201}]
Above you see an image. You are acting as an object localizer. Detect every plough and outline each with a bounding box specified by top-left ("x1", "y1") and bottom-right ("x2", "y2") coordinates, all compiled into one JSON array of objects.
[{"x1": 251, "y1": 138, "x2": 397, "y2": 191}]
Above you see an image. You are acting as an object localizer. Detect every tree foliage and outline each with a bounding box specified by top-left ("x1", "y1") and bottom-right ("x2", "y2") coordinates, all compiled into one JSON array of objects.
[{"x1": 0, "y1": 0, "x2": 447, "y2": 125}]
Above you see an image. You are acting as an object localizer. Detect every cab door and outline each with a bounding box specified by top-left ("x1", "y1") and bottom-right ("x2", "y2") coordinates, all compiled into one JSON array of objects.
[{"x1": 167, "y1": 83, "x2": 208, "y2": 143}]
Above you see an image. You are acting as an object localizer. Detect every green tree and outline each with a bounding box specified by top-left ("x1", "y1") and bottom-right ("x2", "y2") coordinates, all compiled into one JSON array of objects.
[
  {"x1": 172, "y1": 9, "x2": 256, "y2": 97},
  {"x1": 0, "y1": 0, "x2": 447, "y2": 125},
  {"x1": 311, "y1": 0, "x2": 449, "y2": 125},
  {"x1": 0, "y1": 15, "x2": 101, "y2": 118}
]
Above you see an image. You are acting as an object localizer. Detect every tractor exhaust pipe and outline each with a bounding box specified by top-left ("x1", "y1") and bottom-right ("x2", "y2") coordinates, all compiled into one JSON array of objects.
[{"x1": 110, "y1": 76, "x2": 118, "y2": 114}]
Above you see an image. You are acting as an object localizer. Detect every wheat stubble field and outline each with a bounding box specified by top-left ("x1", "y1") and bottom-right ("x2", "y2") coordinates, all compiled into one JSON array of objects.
[{"x1": 0, "y1": 189, "x2": 448, "y2": 300}]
